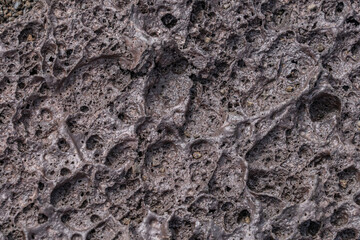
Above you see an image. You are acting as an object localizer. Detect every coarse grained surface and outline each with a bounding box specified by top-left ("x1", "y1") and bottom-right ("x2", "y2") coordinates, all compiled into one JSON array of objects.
[{"x1": 1, "y1": 0, "x2": 360, "y2": 239}]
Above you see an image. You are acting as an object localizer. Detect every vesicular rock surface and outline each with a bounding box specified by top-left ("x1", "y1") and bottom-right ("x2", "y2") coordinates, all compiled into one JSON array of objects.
[{"x1": 1, "y1": 0, "x2": 360, "y2": 239}]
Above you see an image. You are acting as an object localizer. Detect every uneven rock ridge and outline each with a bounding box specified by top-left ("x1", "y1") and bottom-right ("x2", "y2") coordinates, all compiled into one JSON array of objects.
[{"x1": 1, "y1": 0, "x2": 360, "y2": 239}]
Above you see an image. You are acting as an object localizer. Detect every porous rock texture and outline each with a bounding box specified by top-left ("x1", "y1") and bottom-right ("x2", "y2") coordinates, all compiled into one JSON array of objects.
[{"x1": 1, "y1": 0, "x2": 360, "y2": 239}]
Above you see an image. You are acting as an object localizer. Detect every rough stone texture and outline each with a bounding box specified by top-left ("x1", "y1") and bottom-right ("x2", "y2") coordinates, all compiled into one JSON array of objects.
[
  {"x1": 1, "y1": 0, "x2": 360, "y2": 239},
  {"x1": 0, "y1": 0, "x2": 38, "y2": 24}
]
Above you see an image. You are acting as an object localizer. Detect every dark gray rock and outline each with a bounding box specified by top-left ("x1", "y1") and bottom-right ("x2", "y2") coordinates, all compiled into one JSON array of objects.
[{"x1": 1, "y1": 0, "x2": 360, "y2": 239}]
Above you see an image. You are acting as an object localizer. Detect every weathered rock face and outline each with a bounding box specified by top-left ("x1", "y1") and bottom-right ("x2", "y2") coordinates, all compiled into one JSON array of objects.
[{"x1": 1, "y1": 0, "x2": 360, "y2": 239}]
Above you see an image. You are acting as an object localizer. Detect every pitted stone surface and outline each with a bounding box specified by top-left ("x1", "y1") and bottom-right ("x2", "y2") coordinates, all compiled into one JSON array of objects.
[{"x1": 1, "y1": 0, "x2": 360, "y2": 239}]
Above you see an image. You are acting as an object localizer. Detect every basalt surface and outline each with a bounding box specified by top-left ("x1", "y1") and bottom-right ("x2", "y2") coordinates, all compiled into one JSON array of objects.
[{"x1": 1, "y1": 0, "x2": 360, "y2": 239}]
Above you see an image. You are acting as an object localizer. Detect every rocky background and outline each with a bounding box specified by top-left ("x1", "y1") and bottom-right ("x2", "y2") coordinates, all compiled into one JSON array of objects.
[{"x1": 1, "y1": 0, "x2": 360, "y2": 239}]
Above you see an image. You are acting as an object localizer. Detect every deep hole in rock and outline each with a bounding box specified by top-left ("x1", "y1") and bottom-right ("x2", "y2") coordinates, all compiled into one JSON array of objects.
[
  {"x1": 86, "y1": 135, "x2": 102, "y2": 150},
  {"x1": 309, "y1": 92, "x2": 341, "y2": 121},
  {"x1": 298, "y1": 219, "x2": 321, "y2": 236},
  {"x1": 237, "y1": 209, "x2": 251, "y2": 223},
  {"x1": 57, "y1": 138, "x2": 70, "y2": 152},
  {"x1": 161, "y1": 13, "x2": 178, "y2": 28}
]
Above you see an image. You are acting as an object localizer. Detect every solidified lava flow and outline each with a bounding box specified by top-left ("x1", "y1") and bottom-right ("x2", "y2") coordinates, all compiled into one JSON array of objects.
[{"x1": 1, "y1": 0, "x2": 360, "y2": 239}]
